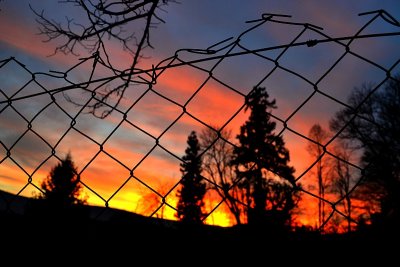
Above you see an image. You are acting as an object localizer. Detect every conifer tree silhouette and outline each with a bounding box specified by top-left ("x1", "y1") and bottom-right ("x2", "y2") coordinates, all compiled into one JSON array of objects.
[
  {"x1": 232, "y1": 86, "x2": 299, "y2": 226},
  {"x1": 39, "y1": 153, "x2": 86, "y2": 211},
  {"x1": 176, "y1": 131, "x2": 206, "y2": 224}
]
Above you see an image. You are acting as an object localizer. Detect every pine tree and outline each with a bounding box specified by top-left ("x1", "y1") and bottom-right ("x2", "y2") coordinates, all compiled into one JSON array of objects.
[
  {"x1": 231, "y1": 86, "x2": 298, "y2": 226},
  {"x1": 176, "y1": 131, "x2": 206, "y2": 224}
]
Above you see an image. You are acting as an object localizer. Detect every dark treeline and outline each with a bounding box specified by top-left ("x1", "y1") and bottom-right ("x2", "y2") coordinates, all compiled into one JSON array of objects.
[
  {"x1": 20, "y1": 77, "x2": 400, "y2": 238},
  {"x1": 329, "y1": 75, "x2": 400, "y2": 233},
  {"x1": 303, "y1": 75, "x2": 400, "y2": 235},
  {"x1": 177, "y1": 76, "x2": 400, "y2": 237},
  {"x1": 178, "y1": 86, "x2": 299, "y2": 231}
]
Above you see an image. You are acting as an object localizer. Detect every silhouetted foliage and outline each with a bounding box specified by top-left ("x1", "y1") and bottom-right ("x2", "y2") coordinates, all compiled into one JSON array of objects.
[
  {"x1": 176, "y1": 131, "x2": 207, "y2": 224},
  {"x1": 38, "y1": 153, "x2": 86, "y2": 209},
  {"x1": 231, "y1": 86, "x2": 299, "y2": 226},
  {"x1": 200, "y1": 126, "x2": 245, "y2": 225},
  {"x1": 330, "y1": 75, "x2": 400, "y2": 230}
]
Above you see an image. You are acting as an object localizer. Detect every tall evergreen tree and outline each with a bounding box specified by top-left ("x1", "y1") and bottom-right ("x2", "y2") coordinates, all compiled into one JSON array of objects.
[
  {"x1": 176, "y1": 131, "x2": 206, "y2": 224},
  {"x1": 231, "y1": 86, "x2": 299, "y2": 226}
]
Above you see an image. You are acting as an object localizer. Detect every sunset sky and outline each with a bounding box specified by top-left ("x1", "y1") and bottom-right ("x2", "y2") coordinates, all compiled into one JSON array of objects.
[{"x1": 1, "y1": 0, "x2": 399, "y2": 228}]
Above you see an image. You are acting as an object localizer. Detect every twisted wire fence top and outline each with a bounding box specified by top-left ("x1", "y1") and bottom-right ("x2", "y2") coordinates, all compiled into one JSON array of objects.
[{"x1": 1, "y1": 9, "x2": 399, "y2": 229}]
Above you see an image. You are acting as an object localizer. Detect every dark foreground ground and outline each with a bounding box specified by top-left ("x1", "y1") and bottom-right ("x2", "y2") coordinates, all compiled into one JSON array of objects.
[{"x1": 1, "y1": 190, "x2": 398, "y2": 263}]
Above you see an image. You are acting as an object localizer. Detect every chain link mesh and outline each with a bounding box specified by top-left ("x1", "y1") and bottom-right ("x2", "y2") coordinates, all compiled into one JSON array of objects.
[{"x1": 1, "y1": 10, "x2": 399, "y2": 231}]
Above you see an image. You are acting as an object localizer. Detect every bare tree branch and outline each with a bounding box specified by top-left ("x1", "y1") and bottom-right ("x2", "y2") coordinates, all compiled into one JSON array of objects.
[
  {"x1": 200, "y1": 126, "x2": 246, "y2": 225},
  {"x1": 30, "y1": 0, "x2": 177, "y2": 118}
]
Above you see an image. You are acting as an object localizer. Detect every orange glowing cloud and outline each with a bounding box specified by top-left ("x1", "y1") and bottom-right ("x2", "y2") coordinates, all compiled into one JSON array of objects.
[
  {"x1": 0, "y1": 160, "x2": 32, "y2": 193},
  {"x1": 185, "y1": 79, "x2": 244, "y2": 127},
  {"x1": 153, "y1": 64, "x2": 210, "y2": 104}
]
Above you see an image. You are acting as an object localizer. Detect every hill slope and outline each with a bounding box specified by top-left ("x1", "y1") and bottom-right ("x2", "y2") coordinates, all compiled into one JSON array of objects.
[{"x1": 1, "y1": 189, "x2": 395, "y2": 258}]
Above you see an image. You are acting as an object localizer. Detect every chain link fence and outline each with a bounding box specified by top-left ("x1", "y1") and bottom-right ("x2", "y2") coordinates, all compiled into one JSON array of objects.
[{"x1": 1, "y1": 10, "x2": 399, "y2": 232}]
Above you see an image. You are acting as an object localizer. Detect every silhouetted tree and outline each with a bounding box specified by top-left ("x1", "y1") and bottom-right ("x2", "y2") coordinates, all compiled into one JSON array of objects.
[
  {"x1": 231, "y1": 86, "x2": 299, "y2": 226},
  {"x1": 39, "y1": 153, "x2": 86, "y2": 209},
  {"x1": 176, "y1": 131, "x2": 206, "y2": 224},
  {"x1": 307, "y1": 123, "x2": 330, "y2": 232},
  {"x1": 31, "y1": 0, "x2": 176, "y2": 118},
  {"x1": 137, "y1": 181, "x2": 175, "y2": 218},
  {"x1": 331, "y1": 142, "x2": 355, "y2": 233},
  {"x1": 330, "y1": 75, "x2": 400, "y2": 229},
  {"x1": 200, "y1": 126, "x2": 245, "y2": 225}
]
